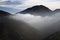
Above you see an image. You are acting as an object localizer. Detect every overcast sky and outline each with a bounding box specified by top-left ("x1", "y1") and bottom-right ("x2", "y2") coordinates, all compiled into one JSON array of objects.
[{"x1": 0, "y1": 0, "x2": 60, "y2": 10}]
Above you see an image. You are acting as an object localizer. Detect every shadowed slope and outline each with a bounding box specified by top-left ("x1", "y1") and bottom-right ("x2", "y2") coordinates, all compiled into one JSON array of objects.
[
  {"x1": 1, "y1": 15, "x2": 41, "y2": 40},
  {"x1": 44, "y1": 31, "x2": 60, "y2": 40},
  {"x1": 0, "y1": 10, "x2": 10, "y2": 17},
  {"x1": 0, "y1": 10, "x2": 11, "y2": 40}
]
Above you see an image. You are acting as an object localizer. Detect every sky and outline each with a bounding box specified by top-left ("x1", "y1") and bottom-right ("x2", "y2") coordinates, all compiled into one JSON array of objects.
[{"x1": 0, "y1": 0, "x2": 60, "y2": 11}]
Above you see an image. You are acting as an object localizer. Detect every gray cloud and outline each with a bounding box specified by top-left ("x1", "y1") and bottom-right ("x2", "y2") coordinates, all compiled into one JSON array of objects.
[
  {"x1": 50, "y1": 0, "x2": 60, "y2": 2},
  {"x1": 0, "y1": 1, "x2": 21, "y2": 5}
]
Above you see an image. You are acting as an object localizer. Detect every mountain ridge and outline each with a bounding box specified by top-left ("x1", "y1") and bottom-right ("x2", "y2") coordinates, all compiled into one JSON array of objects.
[
  {"x1": 18, "y1": 5, "x2": 53, "y2": 16},
  {"x1": 0, "y1": 10, "x2": 11, "y2": 17},
  {"x1": 54, "y1": 9, "x2": 60, "y2": 13}
]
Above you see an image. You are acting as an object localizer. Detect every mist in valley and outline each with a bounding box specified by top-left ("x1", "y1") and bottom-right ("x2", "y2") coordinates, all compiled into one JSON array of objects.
[{"x1": 1, "y1": 12, "x2": 60, "y2": 40}]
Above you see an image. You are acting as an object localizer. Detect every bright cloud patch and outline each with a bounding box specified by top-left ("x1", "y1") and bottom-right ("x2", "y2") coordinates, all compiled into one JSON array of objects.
[{"x1": 10, "y1": 13, "x2": 60, "y2": 29}]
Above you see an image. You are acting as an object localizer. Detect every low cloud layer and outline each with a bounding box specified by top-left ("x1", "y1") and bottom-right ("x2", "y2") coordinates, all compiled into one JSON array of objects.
[
  {"x1": 10, "y1": 13, "x2": 60, "y2": 29},
  {"x1": 7, "y1": 12, "x2": 60, "y2": 38},
  {"x1": 2, "y1": 11, "x2": 60, "y2": 40},
  {"x1": 11, "y1": 13, "x2": 60, "y2": 26}
]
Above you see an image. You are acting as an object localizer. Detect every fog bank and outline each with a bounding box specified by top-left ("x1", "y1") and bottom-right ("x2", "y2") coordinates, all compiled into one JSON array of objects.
[{"x1": 8, "y1": 12, "x2": 60, "y2": 38}]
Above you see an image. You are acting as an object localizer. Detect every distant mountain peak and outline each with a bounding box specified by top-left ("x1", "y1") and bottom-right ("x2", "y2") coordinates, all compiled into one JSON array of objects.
[
  {"x1": 54, "y1": 9, "x2": 60, "y2": 11},
  {"x1": 29, "y1": 5, "x2": 51, "y2": 11},
  {"x1": 19, "y1": 5, "x2": 52, "y2": 16},
  {"x1": 32, "y1": 5, "x2": 47, "y2": 8},
  {"x1": 54, "y1": 9, "x2": 60, "y2": 13},
  {"x1": 0, "y1": 10, "x2": 10, "y2": 17}
]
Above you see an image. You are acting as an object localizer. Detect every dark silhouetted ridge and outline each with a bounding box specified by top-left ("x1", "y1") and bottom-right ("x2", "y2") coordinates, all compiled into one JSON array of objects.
[
  {"x1": 19, "y1": 5, "x2": 53, "y2": 16},
  {"x1": 54, "y1": 9, "x2": 60, "y2": 13},
  {"x1": 0, "y1": 10, "x2": 10, "y2": 17},
  {"x1": 44, "y1": 32, "x2": 60, "y2": 40}
]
